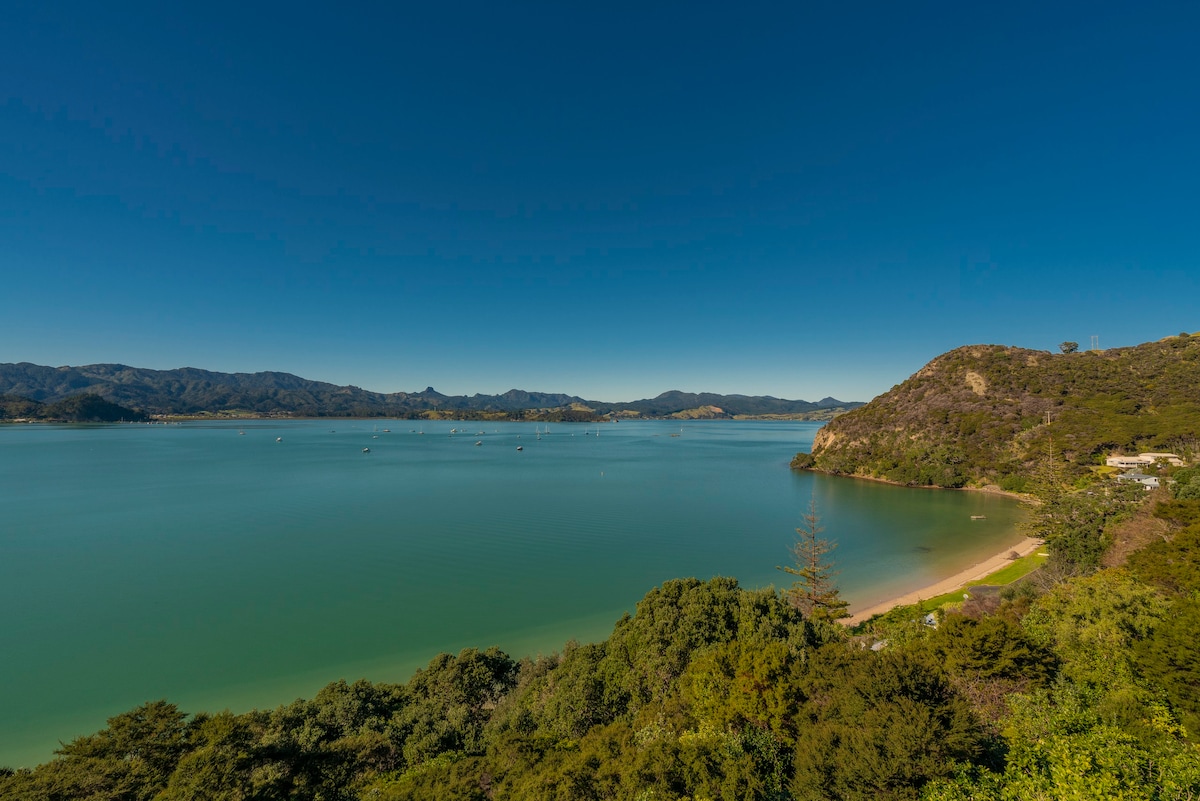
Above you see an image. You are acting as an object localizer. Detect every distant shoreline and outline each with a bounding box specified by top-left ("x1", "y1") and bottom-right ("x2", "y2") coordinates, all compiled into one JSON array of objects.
[
  {"x1": 3, "y1": 415, "x2": 840, "y2": 425},
  {"x1": 844, "y1": 535, "x2": 1043, "y2": 625}
]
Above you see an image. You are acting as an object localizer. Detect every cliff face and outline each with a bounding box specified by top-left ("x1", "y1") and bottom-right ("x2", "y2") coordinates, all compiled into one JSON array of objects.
[{"x1": 804, "y1": 335, "x2": 1200, "y2": 488}]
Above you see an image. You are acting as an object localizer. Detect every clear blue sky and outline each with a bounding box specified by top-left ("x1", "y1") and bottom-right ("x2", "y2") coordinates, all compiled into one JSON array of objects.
[{"x1": 2, "y1": 1, "x2": 1197, "y2": 403}]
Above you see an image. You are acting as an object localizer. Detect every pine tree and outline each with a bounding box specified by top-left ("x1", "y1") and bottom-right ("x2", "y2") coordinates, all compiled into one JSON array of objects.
[
  {"x1": 1025, "y1": 434, "x2": 1069, "y2": 543},
  {"x1": 778, "y1": 500, "x2": 849, "y2": 622}
]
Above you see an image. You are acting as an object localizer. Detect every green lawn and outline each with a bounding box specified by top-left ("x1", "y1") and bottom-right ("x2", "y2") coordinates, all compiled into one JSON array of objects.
[
  {"x1": 854, "y1": 550, "x2": 1049, "y2": 628},
  {"x1": 980, "y1": 551, "x2": 1048, "y2": 585}
]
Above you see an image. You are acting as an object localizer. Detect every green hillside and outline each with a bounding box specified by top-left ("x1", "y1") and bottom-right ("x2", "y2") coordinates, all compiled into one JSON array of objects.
[
  {"x1": 798, "y1": 334, "x2": 1200, "y2": 489},
  {"x1": 0, "y1": 393, "x2": 149, "y2": 423}
]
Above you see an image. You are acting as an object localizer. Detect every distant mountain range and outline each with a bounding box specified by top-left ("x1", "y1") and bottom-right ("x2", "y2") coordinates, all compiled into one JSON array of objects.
[{"x1": 0, "y1": 362, "x2": 861, "y2": 420}]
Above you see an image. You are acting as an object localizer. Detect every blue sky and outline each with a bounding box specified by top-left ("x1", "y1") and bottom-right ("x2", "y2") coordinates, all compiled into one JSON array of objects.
[{"x1": 2, "y1": 2, "x2": 1197, "y2": 403}]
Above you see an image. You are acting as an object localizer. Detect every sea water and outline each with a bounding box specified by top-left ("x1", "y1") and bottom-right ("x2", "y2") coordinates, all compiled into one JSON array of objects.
[{"x1": 0, "y1": 419, "x2": 1024, "y2": 767}]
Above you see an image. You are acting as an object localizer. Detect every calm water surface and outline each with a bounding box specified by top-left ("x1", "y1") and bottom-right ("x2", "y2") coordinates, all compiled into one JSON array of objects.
[{"x1": 0, "y1": 419, "x2": 1024, "y2": 767}]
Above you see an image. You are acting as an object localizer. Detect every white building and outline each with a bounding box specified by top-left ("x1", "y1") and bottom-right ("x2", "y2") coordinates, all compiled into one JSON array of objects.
[
  {"x1": 1105, "y1": 452, "x2": 1185, "y2": 469},
  {"x1": 1116, "y1": 471, "x2": 1161, "y2": 490}
]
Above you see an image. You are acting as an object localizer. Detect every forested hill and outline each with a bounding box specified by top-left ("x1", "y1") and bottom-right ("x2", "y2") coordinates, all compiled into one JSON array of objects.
[
  {"x1": 0, "y1": 362, "x2": 857, "y2": 419},
  {"x1": 797, "y1": 333, "x2": 1200, "y2": 489},
  {"x1": 603, "y1": 390, "x2": 854, "y2": 419},
  {"x1": 0, "y1": 393, "x2": 149, "y2": 423}
]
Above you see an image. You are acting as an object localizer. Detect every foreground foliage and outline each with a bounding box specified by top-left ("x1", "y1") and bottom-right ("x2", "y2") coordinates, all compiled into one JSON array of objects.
[{"x1": 5, "y1": 497, "x2": 1200, "y2": 800}]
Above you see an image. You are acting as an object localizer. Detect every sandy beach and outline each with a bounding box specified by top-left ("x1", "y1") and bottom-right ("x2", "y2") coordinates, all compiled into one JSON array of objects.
[{"x1": 844, "y1": 536, "x2": 1044, "y2": 625}]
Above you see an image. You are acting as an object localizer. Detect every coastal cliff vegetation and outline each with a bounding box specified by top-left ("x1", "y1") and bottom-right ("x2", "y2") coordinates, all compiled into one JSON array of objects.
[{"x1": 794, "y1": 333, "x2": 1200, "y2": 489}]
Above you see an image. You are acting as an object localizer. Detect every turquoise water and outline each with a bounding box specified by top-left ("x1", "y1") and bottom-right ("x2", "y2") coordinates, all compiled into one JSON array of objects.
[{"x1": 0, "y1": 419, "x2": 1023, "y2": 767}]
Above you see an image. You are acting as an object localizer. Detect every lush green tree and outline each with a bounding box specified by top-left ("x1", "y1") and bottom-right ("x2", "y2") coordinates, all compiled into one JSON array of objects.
[
  {"x1": 158, "y1": 711, "x2": 271, "y2": 801},
  {"x1": 257, "y1": 678, "x2": 407, "y2": 798},
  {"x1": 389, "y1": 580, "x2": 829, "y2": 800},
  {"x1": 1060, "y1": 341, "x2": 1080, "y2": 354},
  {"x1": 489, "y1": 641, "x2": 622, "y2": 740},
  {"x1": 1127, "y1": 522, "x2": 1200, "y2": 597},
  {"x1": 1169, "y1": 468, "x2": 1200, "y2": 500},
  {"x1": 395, "y1": 647, "x2": 518, "y2": 766},
  {"x1": 1026, "y1": 482, "x2": 1146, "y2": 573},
  {"x1": 1022, "y1": 569, "x2": 1169, "y2": 692},
  {"x1": 791, "y1": 645, "x2": 981, "y2": 801},
  {"x1": 922, "y1": 681, "x2": 1200, "y2": 801},
  {"x1": 598, "y1": 577, "x2": 744, "y2": 714},
  {"x1": 1153, "y1": 498, "x2": 1200, "y2": 528},
  {"x1": 683, "y1": 585, "x2": 833, "y2": 747},
  {"x1": 1134, "y1": 597, "x2": 1200, "y2": 741},
  {"x1": 1, "y1": 700, "x2": 191, "y2": 801},
  {"x1": 930, "y1": 614, "x2": 1055, "y2": 685},
  {"x1": 684, "y1": 636, "x2": 806, "y2": 745},
  {"x1": 925, "y1": 614, "x2": 1057, "y2": 732}
]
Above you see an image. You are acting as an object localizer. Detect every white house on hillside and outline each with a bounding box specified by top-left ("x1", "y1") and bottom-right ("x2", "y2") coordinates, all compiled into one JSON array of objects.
[
  {"x1": 1116, "y1": 471, "x2": 1161, "y2": 489},
  {"x1": 1106, "y1": 452, "x2": 1185, "y2": 469}
]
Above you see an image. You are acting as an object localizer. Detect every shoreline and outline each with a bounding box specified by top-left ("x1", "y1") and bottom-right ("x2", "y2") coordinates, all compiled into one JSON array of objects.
[
  {"x1": 843, "y1": 535, "x2": 1044, "y2": 626},
  {"x1": 796, "y1": 466, "x2": 1031, "y2": 502}
]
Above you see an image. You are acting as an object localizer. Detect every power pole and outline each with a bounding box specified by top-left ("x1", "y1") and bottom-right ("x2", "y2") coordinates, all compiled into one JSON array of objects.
[{"x1": 1091, "y1": 335, "x2": 1099, "y2": 351}]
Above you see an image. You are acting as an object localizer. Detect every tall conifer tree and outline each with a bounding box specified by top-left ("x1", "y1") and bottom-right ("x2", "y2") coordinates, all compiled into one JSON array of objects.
[{"x1": 778, "y1": 500, "x2": 849, "y2": 622}]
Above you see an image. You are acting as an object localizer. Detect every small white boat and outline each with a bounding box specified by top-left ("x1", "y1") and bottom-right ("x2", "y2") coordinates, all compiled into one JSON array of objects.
[
  {"x1": 276, "y1": 437, "x2": 282, "y2": 442},
  {"x1": 362, "y1": 447, "x2": 370, "y2": 453}
]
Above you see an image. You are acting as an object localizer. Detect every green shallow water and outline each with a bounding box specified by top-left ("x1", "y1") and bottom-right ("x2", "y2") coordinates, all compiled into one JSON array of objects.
[{"x1": 0, "y1": 419, "x2": 1024, "y2": 767}]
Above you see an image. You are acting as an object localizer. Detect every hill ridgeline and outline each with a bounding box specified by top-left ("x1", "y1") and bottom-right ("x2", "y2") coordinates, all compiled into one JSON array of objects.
[{"x1": 0, "y1": 362, "x2": 859, "y2": 420}]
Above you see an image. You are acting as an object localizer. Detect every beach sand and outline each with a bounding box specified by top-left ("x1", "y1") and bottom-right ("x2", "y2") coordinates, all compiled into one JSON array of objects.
[{"x1": 843, "y1": 536, "x2": 1044, "y2": 625}]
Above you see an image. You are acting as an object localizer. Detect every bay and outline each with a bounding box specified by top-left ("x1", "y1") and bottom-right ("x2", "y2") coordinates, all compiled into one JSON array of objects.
[{"x1": 0, "y1": 419, "x2": 1024, "y2": 767}]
